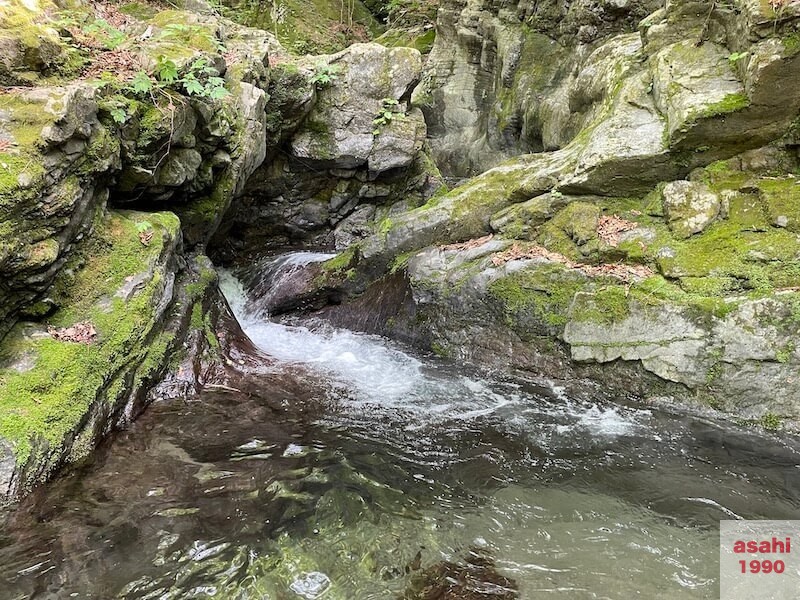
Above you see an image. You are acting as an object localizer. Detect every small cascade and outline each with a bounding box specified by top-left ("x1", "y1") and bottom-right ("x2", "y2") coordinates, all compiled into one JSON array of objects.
[{"x1": 235, "y1": 251, "x2": 335, "y2": 316}]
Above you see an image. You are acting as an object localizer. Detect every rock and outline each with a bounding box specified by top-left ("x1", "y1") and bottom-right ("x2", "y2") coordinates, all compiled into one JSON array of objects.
[
  {"x1": 288, "y1": 43, "x2": 423, "y2": 171},
  {"x1": 368, "y1": 107, "x2": 426, "y2": 173},
  {"x1": 0, "y1": 1, "x2": 71, "y2": 85},
  {"x1": 156, "y1": 148, "x2": 203, "y2": 187},
  {"x1": 333, "y1": 205, "x2": 377, "y2": 250},
  {"x1": 490, "y1": 192, "x2": 571, "y2": 239},
  {"x1": 565, "y1": 295, "x2": 708, "y2": 387},
  {"x1": 651, "y1": 41, "x2": 745, "y2": 144},
  {"x1": 412, "y1": 0, "x2": 659, "y2": 175},
  {"x1": 37, "y1": 85, "x2": 100, "y2": 146},
  {"x1": 0, "y1": 211, "x2": 224, "y2": 502},
  {"x1": 662, "y1": 180, "x2": 721, "y2": 238}
]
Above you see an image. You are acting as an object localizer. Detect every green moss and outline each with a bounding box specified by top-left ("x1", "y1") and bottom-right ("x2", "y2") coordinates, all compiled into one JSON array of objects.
[
  {"x1": 782, "y1": 32, "x2": 800, "y2": 56},
  {"x1": 760, "y1": 412, "x2": 782, "y2": 431},
  {"x1": 119, "y1": 1, "x2": 158, "y2": 19},
  {"x1": 757, "y1": 177, "x2": 800, "y2": 231},
  {"x1": 0, "y1": 210, "x2": 179, "y2": 466},
  {"x1": 705, "y1": 360, "x2": 724, "y2": 387},
  {"x1": 698, "y1": 92, "x2": 750, "y2": 119},
  {"x1": 488, "y1": 264, "x2": 588, "y2": 328},
  {"x1": 627, "y1": 275, "x2": 738, "y2": 320},
  {"x1": 430, "y1": 341, "x2": 450, "y2": 358},
  {"x1": 220, "y1": 0, "x2": 382, "y2": 54},
  {"x1": 190, "y1": 302, "x2": 204, "y2": 329},
  {"x1": 390, "y1": 250, "x2": 415, "y2": 273},
  {"x1": 776, "y1": 341, "x2": 795, "y2": 364},
  {"x1": 657, "y1": 218, "x2": 800, "y2": 294},
  {"x1": 570, "y1": 286, "x2": 631, "y2": 324},
  {"x1": 376, "y1": 27, "x2": 436, "y2": 53},
  {"x1": 322, "y1": 245, "x2": 357, "y2": 273},
  {"x1": 537, "y1": 202, "x2": 601, "y2": 261},
  {"x1": 204, "y1": 311, "x2": 219, "y2": 350}
]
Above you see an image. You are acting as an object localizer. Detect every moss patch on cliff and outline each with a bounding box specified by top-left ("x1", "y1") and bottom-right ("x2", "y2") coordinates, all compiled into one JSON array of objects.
[
  {"x1": 488, "y1": 264, "x2": 589, "y2": 329},
  {"x1": 0, "y1": 210, "x2": 179, "y2": 466}
]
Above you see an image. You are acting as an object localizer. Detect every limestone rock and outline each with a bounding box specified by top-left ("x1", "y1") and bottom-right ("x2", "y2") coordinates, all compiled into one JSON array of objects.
[
  {"x1": 156, "y1": 148, "x2": 203, "y2": 187},
  {"x1": 662, "y1": 180, "x2": 721, "y2": 238},
  {"x1": 652, "y1": 41, "x2": 745, "y2": 144}
]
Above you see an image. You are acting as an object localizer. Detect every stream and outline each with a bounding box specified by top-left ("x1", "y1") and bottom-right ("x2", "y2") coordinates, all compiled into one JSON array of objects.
[{"x1": 2, "y1": 252, "x2": 800, "y2": 599}]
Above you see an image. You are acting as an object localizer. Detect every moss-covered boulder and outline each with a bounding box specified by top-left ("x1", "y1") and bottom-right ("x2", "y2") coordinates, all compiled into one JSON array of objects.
[
  {"x1": 0, "y1": 83, "x2": 118, "y2": 341},
  {"x1": 0, "y1": 210, "x2": 217, "y2": 499},
  {"x1": 0, "y1": 0, "x2": 74, "y2": 85}
]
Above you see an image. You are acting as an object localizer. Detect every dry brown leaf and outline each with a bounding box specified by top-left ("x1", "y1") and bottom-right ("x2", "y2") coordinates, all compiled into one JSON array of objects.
[
  {"x1": 596, "y1": 215, "x2": 639, "y2": 247},
  {"x1": 139, "y1": 229, "x2": 154, "y2": 246},
  {"x1": 81, "y1": 49, "x2": 142, "y2": 81},
  {"x1": 491, "y1": 243, "x2": 653, "y2": 283},
  {"x1": 48, "y1": 321, "x2": 97, "y2": 344},
  {"x1": 440, "y1": 234, "x2": 494, "y2": 251}
]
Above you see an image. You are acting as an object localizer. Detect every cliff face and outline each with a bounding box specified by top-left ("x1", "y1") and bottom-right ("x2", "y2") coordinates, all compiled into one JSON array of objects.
[{"x1": 413, "y1": 0, "x2": 800, "y2": 176}]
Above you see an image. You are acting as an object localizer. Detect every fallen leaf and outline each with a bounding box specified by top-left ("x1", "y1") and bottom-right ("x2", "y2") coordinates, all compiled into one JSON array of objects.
[
  {"x1": 596, "y1": 214, "x2": 639, "y2": 247},
  {"x1": 48, "y1": 321, "x2": 97, "y2": 344},
  {"x1": 491, "y1": 242, "x2": 653, "y2": 283},
  {"x1": 440, "y1": 234, "x2": 494, "y2": 251}
]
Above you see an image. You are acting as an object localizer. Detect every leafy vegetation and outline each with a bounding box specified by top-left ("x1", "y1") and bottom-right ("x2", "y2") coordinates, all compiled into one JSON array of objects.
[
  {"x1": 127, "y1": 57, "x2": 230, "y2": 101},
  {"x1": 372, "y1": 97, "x2": 404, "y2": 134},
  {"x1": 309, "y1": 63, "x2": 342, "y2": 87}
]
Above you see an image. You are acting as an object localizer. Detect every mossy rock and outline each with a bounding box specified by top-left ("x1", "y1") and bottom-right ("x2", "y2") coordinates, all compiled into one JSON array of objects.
[
  {"x1": 0, "y1": 0, "x2": 73, "y2": 85},
  {"x1": 0, "y1": 209, "x2": 180, "y2": 481},
  {"x1": 757, "y1": 176, "x2": 800, "y2": 231},
  {"x1": 487, "y1": 263, "x2": 592, "y2": 332},
  {"x1": 220, "y1": 0, "x2": 382, "y2": 54},
  {"x1": 537, "y1": 201, "x2": 601, "y2": 260}
]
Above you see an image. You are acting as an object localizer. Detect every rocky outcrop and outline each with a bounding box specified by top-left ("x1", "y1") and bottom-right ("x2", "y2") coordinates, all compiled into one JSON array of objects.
[
  {"x1": 0, "y1": 2, "x2": 444, "y2": 503},
  {"x1": 413, "y1": 0, "x2": 800, "y2": 176},
  {"x1": 218, "y1": 43, "x2": 442, "y2": 258},
  {"x1": 412, "y1": 0, "x2": 662, "y2": 175},
  {"x1": 305, "y1": 140, "x2": 800, "y2": 424}
]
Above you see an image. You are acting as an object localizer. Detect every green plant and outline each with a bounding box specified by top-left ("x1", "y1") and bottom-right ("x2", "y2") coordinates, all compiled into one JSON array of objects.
[
  {"x1": 127, "y1": 57, "x2": 229, "y2": 101},
  {"x1": 727, "y1": 51, "x2": 748, "y2": 66},
  {"x1": 55, "y1": 13, "x2": 128, "y2": 50},
  {"x1": 372, "y1": 97, "x2": 404, "y2": 135},
  {"x1": 309, "y1": 63, "x2": 342, "y2": 87},
  {"x1": 760, "y1": 412, "x2": 781, "y2": 431},
  {"x1": 85, "y1": 18, "x2": 127, "y2": 49},
  {"x1": 180, "y1": 58, "x2": 229, "y2": 99}
]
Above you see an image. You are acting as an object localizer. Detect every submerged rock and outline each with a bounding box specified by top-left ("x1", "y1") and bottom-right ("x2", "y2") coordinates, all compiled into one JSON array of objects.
[{"x1": 401, "y1": 547, "x2": 519, "y2": 600}]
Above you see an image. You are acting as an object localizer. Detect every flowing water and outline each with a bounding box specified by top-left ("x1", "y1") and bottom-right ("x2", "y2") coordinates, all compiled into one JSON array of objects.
[{"x1": 2, "y1": 252, "x2": 800, "y2": 599}]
